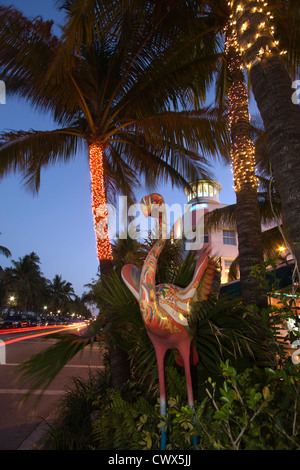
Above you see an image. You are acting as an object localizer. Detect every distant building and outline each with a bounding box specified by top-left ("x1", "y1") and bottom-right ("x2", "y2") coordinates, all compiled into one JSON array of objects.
[{"x1": 173, "y1": 179, "x2": 239, "y2": 284}]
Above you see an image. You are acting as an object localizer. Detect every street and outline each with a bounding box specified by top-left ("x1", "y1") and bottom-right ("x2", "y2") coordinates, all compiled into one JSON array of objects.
[{"x1": 0, "y1": 324, "x2": 104, "y2": 450}]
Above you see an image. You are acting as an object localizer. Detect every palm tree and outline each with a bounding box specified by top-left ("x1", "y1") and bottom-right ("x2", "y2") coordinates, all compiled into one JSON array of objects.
[
  {"x1": 188, "y1": 0, "x2": 299, "y2": 305},
  {"x1": 228, "y1": 0, "x2": 300, "y2": 274},
  {"x1": 0, "y1": 3, "x2": 229, "y2": 277},
  {"x1": 47, "y1": 274, "x2": 75, "y2": 315},
  {"x1": 224, "y1": 23, "x2": 265, "y2": 306},
  {"x1": 6, "y1": 252, "x2": 48, "y2": 313}
]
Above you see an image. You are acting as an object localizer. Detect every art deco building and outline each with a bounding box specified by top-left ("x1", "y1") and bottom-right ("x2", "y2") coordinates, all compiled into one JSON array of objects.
[{"x1": 173, "y1": 179, "x2": 239, "y2": 284}]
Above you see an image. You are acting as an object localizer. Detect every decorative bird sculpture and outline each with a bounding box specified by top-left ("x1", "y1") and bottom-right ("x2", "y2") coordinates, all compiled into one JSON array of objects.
[{"x1": 121, "y1": 193, "x2": 215, "y2": 449}]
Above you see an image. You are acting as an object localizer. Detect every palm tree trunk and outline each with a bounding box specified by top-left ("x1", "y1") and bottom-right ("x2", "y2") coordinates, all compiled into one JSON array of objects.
[
  {"x1": 89, "y1": 142, "x2": 113, "y2": 264},
  {"x1": 89, "y1": 142, "x2": 131, "y2": 387},
  {"x1": 231, "y1": 0, "x2": 300, "y2": 269},
  {"x1": 226, "y1": 25, "x2": 266, "y2": 307}
]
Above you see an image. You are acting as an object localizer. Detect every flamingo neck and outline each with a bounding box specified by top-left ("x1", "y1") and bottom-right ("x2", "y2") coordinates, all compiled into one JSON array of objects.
[{"x1": 140, "y1": 211, "x2": 167, "y2": 295}]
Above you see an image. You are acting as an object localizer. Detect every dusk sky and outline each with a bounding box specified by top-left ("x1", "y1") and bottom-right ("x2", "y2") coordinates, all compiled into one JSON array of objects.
[{"x1": 0, "y1": 0, "x2": 238, "y2": 297}]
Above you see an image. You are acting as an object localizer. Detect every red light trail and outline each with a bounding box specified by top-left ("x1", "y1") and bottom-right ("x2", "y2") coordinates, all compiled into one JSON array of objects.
[{"x1": 0, "y1": 323, "x2": 87, "y2": 345}]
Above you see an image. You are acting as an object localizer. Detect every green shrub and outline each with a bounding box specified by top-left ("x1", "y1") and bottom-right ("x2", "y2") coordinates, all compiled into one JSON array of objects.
[
  {"x1": 180, "y1": 360, "x2": 300, "y2": 450},
  {"x1": 43, "y1": 369, "x2": 111, "y2": 450},
  {"x1": 45, "y1": 360, "x2": 300, "y2": 450}
]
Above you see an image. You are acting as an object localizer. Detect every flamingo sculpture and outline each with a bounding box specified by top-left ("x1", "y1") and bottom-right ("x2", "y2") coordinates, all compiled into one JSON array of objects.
[{"x1": 121, "y1": 193, "x2": 215, "y2": 449}]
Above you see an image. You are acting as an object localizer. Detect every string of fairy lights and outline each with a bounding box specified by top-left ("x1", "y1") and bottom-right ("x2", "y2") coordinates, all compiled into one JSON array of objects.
[
  {"x1": 228, "y1": 0, "x2": 287, "y2": 69},
  {"x1": 225, "y1": 24, "x2": 257, "y2": 192},
  {"x1": 225, "y1": 0, "x2": 287, "y2": 192},
  {"x1": 89, "y1": 142, "x2": 113, "y2": 261}
]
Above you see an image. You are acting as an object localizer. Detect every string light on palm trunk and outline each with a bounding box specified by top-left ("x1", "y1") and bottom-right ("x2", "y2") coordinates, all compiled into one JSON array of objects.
[
  {"x1": 225, "y1": 25, "x2": 257, "y2": 192},
  {"x1": 89, "y1": 142, "x2": 113, "y2": 261},
  {"x1": 228, "y1": 0, "x2": 288, "y2": 70}
]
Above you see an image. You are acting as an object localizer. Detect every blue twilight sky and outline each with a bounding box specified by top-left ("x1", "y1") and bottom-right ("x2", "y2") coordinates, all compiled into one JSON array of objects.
[{"x1": 0, "y1": 0, "x2": 239, "y2": 297}]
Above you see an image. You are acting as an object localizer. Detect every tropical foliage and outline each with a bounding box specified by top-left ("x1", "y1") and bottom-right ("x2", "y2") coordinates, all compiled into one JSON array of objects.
[
  {"x1": 41, "y1": 358, "x2": 300, "y2": 450},
  {"x1": 15, "y1": 233, "x2": 279, "y2": 407}
]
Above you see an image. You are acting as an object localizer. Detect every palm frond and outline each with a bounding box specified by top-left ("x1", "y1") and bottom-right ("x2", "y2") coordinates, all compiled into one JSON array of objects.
[
  {"x1": 0, "y1": 7, "x2": 60, "y2": 112},
  {"x1": 16, "y1": 328, "x2": 102, "y2": 403},
  {"x1": 0, "y1": 128, "x2": 84, "y2": 191},
  {"x1": 205, "y1": 186, "x2": 282, "y2": 230},
  {"x1": 0, "y1": 234, "x2": 11, "y2": 258},
  {"x1": 205, "y1": 204, "x2": 237, "y2": 230},
  {"x1": 191, "y1": 294, "x2": 266, "y2": 376},
  {"x1": 261, "y1": 226, "x2": 286, "y2": 258},
  {"x1": 124, "y1": 108, "x2": 230, "y2": 160},
  {"x1": 55, "y1": 0, "x2": 119, "y2": 56},
  {"x1": 224, "y1": 225, "x2": 286, "y2": 282},
  {"x1": 0, "y1": 246, "x2": 11, "y2": 258}
]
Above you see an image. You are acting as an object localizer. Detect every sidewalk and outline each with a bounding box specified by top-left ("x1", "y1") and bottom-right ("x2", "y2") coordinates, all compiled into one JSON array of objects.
[{"x1": 17, "y1": 412, "x2": 55, "y2": 450}]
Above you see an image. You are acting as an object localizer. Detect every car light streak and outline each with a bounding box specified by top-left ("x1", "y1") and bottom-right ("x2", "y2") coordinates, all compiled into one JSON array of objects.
[
  {"x1": 0, "y1": 323, "x2": 86, "y2": 335},
  {"x1": 1, "y1": 323, "x2": 86, "y2": 345}
]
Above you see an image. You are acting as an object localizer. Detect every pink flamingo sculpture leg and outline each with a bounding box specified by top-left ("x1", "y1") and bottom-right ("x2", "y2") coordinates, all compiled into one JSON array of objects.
[
  {"x1": 149, "y1": 334, "x2": 168, "y2": 449},
  {"x1": 177, "y1": 340, "x2": 198, "y2": 448}
]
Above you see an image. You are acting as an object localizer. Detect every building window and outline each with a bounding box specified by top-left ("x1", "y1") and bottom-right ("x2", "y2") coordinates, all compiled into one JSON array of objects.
[{"x1": 223, "y1": 230, "x2": 236, "y2": 245}]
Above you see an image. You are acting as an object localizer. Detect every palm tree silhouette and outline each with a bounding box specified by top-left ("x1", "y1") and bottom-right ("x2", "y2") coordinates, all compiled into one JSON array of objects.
[
  {"x1": 0, "y1": 233, "x2": 11, "y2": 260},
  {"x1": 48, "y1": 274, "x2": 75, "y2": 314},
  {"x1": 7, "y1": 252, "x2": 47, "y2": 313}
]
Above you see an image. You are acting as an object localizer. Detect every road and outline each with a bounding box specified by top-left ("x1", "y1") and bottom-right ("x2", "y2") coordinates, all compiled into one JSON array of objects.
[{"x1": 0, "y1": 323, "x2": 104, "y2": 450}]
